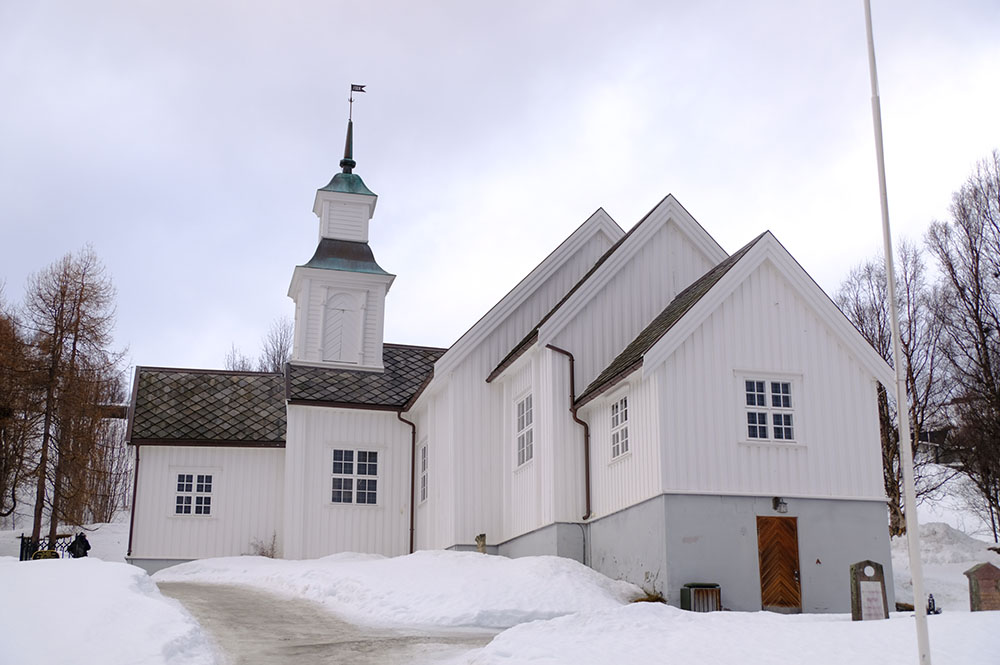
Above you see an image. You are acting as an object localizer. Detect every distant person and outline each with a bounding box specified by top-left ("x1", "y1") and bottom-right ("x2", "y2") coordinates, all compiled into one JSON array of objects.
[{"x1": 67, "y1": 533, "x2": 91, "y2": 558}]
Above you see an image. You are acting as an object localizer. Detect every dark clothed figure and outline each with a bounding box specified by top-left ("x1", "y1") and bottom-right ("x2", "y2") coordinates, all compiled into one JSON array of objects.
[{"x1": 67, "y1": 533, "x2": 91, "y2": 558}]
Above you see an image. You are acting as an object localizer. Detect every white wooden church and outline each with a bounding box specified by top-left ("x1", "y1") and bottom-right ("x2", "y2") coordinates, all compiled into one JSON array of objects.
[{"x1": 126, "y1": 120, "x2": 895, "y2": 612}]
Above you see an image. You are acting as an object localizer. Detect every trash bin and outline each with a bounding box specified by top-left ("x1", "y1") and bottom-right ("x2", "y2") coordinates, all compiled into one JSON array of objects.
[{"x1": 680, "y1": 583, "x2": 721, "y2": 612}]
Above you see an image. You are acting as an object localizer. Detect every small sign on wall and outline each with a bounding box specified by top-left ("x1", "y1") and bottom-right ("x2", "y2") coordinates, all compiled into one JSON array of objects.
[{"x1": 850, "y1": 560, "x2": 888, "y2": 621}]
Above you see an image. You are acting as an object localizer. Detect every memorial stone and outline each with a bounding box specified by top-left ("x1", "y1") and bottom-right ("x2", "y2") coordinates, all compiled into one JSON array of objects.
[
  {"x1": 850, "y1": 559, "x2": 888, "y2": 621},
  {"x1": 963, "y1": 562, "x2": 1000, "y2": 612}
]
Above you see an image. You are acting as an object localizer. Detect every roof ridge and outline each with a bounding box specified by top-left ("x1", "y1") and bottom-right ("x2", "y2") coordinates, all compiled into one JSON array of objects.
[
  {"x1": 383, "y1": 342, "x2": 449, "y2": 352},
  {"x1": 136, "y1": 366, "x2": 283, "y2": 377}
]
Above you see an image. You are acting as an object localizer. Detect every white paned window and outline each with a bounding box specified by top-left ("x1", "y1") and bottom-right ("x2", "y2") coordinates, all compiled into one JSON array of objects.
[
  {"x1": 610, "y1": 395, "x2": 629, "y2": 458},
  {"x1": 419, "y1": 444, "x2": 428, "y2": 503},
  {"x1": 744, "y1": 379, "x2": 795, "y2": 441},
  {"x1": 175, "y1": 473, "x2": 212, "y2": 516},
  {"x1": 331, "y1": 449, "x2": 378, "y2": 504},
  {"x1": 516, "y1": 394, "x2": 534, "y2": 466}
]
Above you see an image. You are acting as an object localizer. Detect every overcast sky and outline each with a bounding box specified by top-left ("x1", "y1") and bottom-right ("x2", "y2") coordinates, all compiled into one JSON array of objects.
[{"x1": 2, "y1": 1, "x2": 998, "y2": 376}]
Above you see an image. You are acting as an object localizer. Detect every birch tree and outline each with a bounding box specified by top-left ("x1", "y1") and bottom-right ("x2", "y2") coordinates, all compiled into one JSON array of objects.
[
  {"x1": 836, "y1": 240, "x2": 950, "y2": 535},
  {"x1": 926, "y1": 150, "x2": 1000, "y2": 540}
]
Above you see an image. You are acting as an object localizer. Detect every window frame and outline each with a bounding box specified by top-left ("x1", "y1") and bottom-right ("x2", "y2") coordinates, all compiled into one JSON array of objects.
[
  {"x1": 515, "y1": 392, "x2": 534, "y2": 467},
  {"x1": 330, "y1": 448, "x2": 379, "y2": 506},
  {"x1": 740, "y1": 375, "x2": 798, "y2": 444},
  {"x1": 610, "y1": 393, "x2": 630, "y2": 459},
  {"x1": 174, "y1": 471, "x2": 214, "y2": 517}
]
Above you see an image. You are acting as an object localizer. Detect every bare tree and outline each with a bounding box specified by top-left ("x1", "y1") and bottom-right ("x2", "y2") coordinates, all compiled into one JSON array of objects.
[
  {"x1": 22, "y1": 247, "x2": 121, "y2": 541},
  {"x1": 836, "y1": 240, "x2": 950, "y2": 535},
  {"x1": 0, "y1": 284, "x2": 37, "y2": 522},
  {"x1": 926, "y1": 149, "x2": 1000, "y2": 541},
  {"x1": 223, "y1": 316, "x2": 293, "y2": 373},
  {"x1": 257, "y1": 316, "x2": 293, "y2": 373},
  {"x1": 224, "y1": 342, "x2": 255, "y2": 371}
]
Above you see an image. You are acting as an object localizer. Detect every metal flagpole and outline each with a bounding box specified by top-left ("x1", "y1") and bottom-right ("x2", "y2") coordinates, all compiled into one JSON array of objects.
[{"x1": 862, "y1": 1, "x2": 931, "y2": 662}]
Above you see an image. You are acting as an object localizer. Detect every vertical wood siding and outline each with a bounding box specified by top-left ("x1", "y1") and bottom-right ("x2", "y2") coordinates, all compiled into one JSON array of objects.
[
  {"x1": 283, "y1": 405, "x2": 412, "y2": 558},
  {"x1": 656, "y1": 259, "x2": 884, "y2": 500},
  {"x1": 551, "y1": 221, "x2": 716, "y2": 393},
  {"x1": 298, "y1": 283, "x2": 385, "y2": 367},
  {"x1": 412, "y1": 232, "x2": 613, "y2": 549},
  {"x1": 131, "y1": 447, "x2": 284, "y2": 560},
  {"x1": 582, "y1": 375, "x2": 661, "y2": 518}
]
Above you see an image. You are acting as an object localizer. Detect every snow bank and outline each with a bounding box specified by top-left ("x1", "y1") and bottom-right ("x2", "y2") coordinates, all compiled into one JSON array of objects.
[
  {"x1": 892, "y1": 521, "x2": 1000, "y2": 610},
  {"x1": 461, "y1": 602, "x2": 999, "y2": 665},
  {"x1": 0, "y1": 558, "x2": 220, "y2": 665},
  {"x1": 154, "y1": 550, "x2": 643, "y2": 628}
]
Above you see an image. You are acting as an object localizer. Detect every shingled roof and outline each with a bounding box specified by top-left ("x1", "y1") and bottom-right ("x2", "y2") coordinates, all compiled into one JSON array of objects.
[
  {"x1": 286, "y1": 343, "x2": 446, "y2": 409},
  {"x1": 576, "y1": 233, "x2": 765, "y2": 407},
  {"x1": 129, "y1": 368, "x2": 286, "y2": 445}
]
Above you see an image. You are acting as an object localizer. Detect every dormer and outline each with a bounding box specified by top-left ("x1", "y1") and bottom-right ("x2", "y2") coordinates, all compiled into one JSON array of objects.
[{"x1": 289, "y1": 118, "x2": 395, "y2": 371}]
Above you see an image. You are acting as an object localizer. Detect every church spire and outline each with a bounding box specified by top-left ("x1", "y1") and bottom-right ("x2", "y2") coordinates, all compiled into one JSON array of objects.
[{"x1": 340, "y1": 120, "x2": 356, "y2": 174}]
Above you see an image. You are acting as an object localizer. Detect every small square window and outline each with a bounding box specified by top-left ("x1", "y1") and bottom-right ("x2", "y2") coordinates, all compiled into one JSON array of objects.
[
  {"x1": 743, "y1": 378, "x2": 796, "y2": 442},
  {"x1": 175, "y1": 471, "x2": 210, "y2": 516},
  {"x1": 331, "y1": 449, "x2": 377, "y2": 505}
]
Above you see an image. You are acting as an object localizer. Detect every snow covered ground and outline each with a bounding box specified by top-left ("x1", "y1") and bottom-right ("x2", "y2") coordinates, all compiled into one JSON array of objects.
[
  {"x1": 153, "y1": 550, "x2": 641, "y2": 629},
  {"x1": 2, "y1": 504, "x2": 999, "y2": 664}
]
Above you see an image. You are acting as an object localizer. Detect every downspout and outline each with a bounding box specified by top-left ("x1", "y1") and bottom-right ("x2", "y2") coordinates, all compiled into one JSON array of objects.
[
  {"x1": 126, "y1": 444, "x2": 139, "y2": 558},
  {"x1": 397, "y1": 411, "x2": 417, "y2": 554},
  {"x1": 545, "y1": 344, "x2": 592, "y2": 521}
]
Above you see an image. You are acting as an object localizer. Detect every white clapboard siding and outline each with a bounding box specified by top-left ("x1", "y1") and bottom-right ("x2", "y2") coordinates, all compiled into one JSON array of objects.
[
  {"x1": 413, "y1": 227, "x2": 615, "y2": 549},
  {"x1": 130, "y1": 446, "x2": 284, "y2": 560},
  {"x1": 283, "y1": 405, "x2": 412, "y2": 558},
  {"x1": 550, "y1": 220, "x2": 717, "y2": 394},
  {"x1": 581, "y1": 374, "x2": 662, "y2": 519},
  {"x1": 656, "y1": 258, "x2": 884, "y2": 500}
]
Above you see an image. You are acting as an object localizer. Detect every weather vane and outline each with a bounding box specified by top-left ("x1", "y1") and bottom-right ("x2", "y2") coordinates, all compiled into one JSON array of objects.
[{"x1": 349, "y1": 83, "x2": 366, "y2": 120}]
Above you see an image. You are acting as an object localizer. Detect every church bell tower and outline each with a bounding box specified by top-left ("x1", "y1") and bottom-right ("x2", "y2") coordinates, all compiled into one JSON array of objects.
[{"x1": 287, "y1": 116, "x2": 395, "y2": 370}]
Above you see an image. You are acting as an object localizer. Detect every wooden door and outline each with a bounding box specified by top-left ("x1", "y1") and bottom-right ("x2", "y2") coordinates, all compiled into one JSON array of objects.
[{"x1": 757, "y1": 516, "x2": 801, "y2": 612}]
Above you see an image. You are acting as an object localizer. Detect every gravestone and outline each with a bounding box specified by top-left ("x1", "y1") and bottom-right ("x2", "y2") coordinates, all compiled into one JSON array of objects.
[
  {"x1": 963, "y1": 562, "x2": 1000, "y2": 612},
  {"x1": 850, "y1": 560, "x2": 888, "y2": 621}
]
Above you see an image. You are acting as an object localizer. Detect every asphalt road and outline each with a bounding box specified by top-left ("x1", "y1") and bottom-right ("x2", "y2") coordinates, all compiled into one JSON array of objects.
[{"x1": 158, "y1": 582, "x2": 496, "y2": 665}]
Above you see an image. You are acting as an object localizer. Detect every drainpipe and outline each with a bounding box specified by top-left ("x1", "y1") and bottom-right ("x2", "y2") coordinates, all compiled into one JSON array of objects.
[
  {"x1": 126, "y1": 444, "x2": 140, "y2": 558},
  {"x1": 545, "y1": 344, "x2": 592, "y2": 521},
  {"x1": 397, "y1": 411, "x2": 418, "y2": 554}
]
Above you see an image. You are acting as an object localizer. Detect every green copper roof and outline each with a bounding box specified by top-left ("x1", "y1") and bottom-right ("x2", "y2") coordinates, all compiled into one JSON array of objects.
[
  {"x1": 318, "y1": 119, "x2": 376, "y2": 197},
  {"x1": 301, "y1": 238, "x2": 391, "y2": 275},
  {"x1": 318, "y1": 172, "x2": 376, "y2": 197}
]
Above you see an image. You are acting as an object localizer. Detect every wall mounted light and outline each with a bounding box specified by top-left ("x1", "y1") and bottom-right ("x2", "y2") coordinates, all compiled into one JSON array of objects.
[{"x1": 772, "y1": 497, "x2": 788, "y2": 514}]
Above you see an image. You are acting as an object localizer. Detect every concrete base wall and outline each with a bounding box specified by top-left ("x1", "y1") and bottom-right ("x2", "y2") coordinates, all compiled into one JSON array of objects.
[
  {"x1": 588, "y1": 497, "x2": 669, "y2": 596},
  {"x1": 584, "y1": 493, "x2": 894, "y2": 612},
  {"x1": 127, "y1": 558, "x2": 191, "y2": 575},
  {"x1": 497, "y1": 523, "x2": 586, "y2": 563}
]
